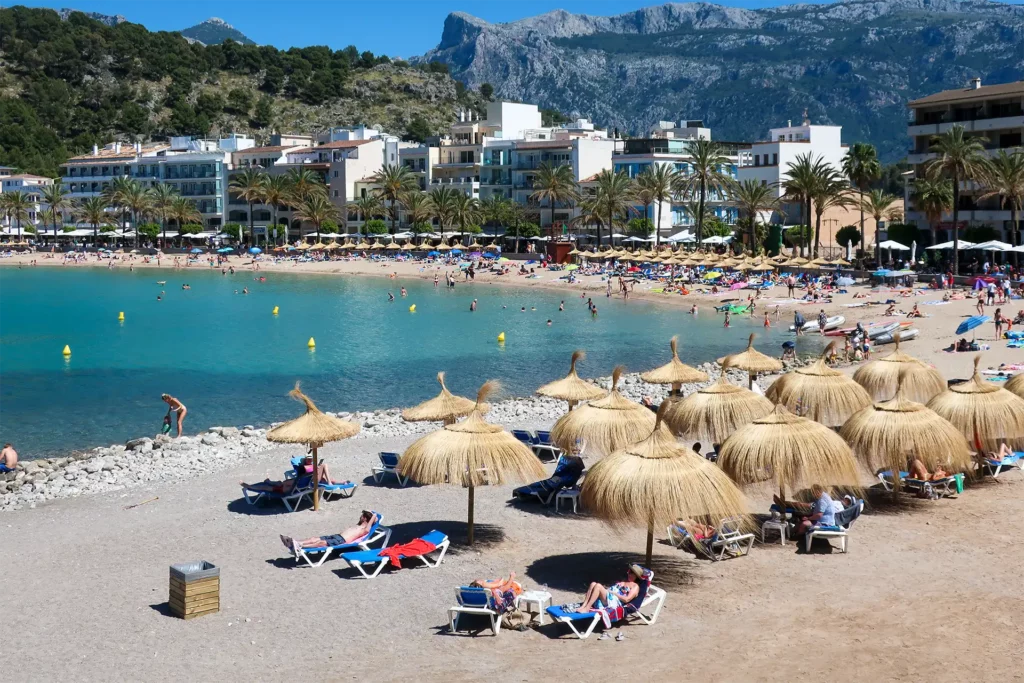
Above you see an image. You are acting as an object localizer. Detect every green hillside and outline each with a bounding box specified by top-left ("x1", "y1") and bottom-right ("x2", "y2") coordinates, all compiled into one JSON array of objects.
[{"x1": 0, "y1": 6, "x2": 479, "y2": 176}]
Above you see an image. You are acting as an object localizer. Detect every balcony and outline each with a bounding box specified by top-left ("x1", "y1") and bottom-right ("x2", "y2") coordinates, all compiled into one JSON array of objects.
[
  {"x1": 429, "y1": 177, "x2": 479, "y2": 187},
  {"x1": 908, "y1": 114, "x2": 1024, "y2": 139}
]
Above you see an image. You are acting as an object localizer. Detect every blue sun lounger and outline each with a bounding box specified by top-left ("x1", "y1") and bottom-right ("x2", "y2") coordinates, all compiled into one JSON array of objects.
[
  {"x1": 371, "y1": 452, "x2": 409, "y2": 486},
  {"x1": 241, "y1": 474, "x2": 314, "y2": 512},
  {"x1": 339, "y1": 530, "x2": 449, "y2": 579},
  {"x1": 448, "y1": 586, "x2": 504, "y2": 636},
  {"x1": 877, "y1": 470, "x2": 962, "y2": 497},
  {"x1": 319, "y1": 481, "x2": 358, "y2": 501},
  {"x1": 546, "y1": 567, "x2": 666, "y2": 639},
  {"x1": 512, "y1": 430, "x2": 538, "y2": 449},
  {"x1": 512, "y1": 455, "x2": 584, "y2": 505},
  {"x1": 980, "y1": 452, "x2": 1024, "y2": 479},
  {"x1": 287, "y1": 512, "x2": 390, "y2": 568},
  {"x1": 533, "y1": 431, "x2": 562, "y2": 460}
]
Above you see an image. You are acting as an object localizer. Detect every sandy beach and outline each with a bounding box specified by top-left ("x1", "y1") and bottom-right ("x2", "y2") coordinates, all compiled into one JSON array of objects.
[{"x1": 3, "y1": 250, "x2": 1024, "y2": 682}]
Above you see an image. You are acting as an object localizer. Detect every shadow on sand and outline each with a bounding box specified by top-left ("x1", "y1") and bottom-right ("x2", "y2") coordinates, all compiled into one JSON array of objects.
[{"x1": 525, "y1": 550, "x2": 698, "y2": 593}]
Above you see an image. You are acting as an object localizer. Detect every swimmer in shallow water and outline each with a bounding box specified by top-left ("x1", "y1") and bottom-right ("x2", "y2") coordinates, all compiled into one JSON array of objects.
[{"x1": 388, "y1": 292, "x2": 395, "y2": 302}]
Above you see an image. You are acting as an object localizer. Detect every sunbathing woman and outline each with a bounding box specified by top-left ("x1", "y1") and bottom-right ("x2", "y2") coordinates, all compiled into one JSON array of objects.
[
  {"x1": 675, "y1": 519, "x2": 716, "y2": 541},
  {"x1": 569, "y1": 564, "x2": 644, "y2": 612},
  {"x1": 280, "y1": 511, "x2": 379, "y2": 552},
  {"x1": 908, "y1": 458, "x2": 948, "y2": 481}
]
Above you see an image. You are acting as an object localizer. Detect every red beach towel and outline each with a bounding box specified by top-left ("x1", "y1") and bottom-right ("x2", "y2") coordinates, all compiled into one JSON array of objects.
[{"x1": 377, "y1": 539, "x2": 437, "y2": 568}]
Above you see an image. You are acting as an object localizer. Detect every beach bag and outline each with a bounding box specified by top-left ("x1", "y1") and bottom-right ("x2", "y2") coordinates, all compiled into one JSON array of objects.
[{"x1": 501, "y1": 606, "x2": 530, "y2": 631}]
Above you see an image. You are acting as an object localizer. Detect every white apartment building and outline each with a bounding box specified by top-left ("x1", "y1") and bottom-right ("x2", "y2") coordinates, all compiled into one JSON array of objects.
[
  {"x1": 612, "y1": 128, "x2": 747, "y2": 237},
  {"x1": 61, "y1": 135, "x2": 256, "y2": 229},
  {"x1": 906, "y1": 78, "x2": 1024, "y2": 242},
  {"x1": 0, "y1": 173, "x2": 54, "y2": 232},
  {"x1": 737, "y1": 117, "x2": 848, "y2": 226}
]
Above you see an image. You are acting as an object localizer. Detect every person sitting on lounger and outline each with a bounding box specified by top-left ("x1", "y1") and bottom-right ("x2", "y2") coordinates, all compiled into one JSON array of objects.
[
  {"x1": 908, "y1": 457, "x2": 948, "y2": 481},
  {"x1": 569, "y1": 564, "x2": 645, "y2": 613},
  {"x1": 789, "y1": 484, "x2": 835, "y2": 538},
  {"x1": 280, "y1": 510, "x2": 379, "y2": 553},
  {"x1": 470, "y1": 572, "x2": 524, "y2": 612},
  {"x1": 676, "y1": 519, "x2": 717, "y2": 541}
]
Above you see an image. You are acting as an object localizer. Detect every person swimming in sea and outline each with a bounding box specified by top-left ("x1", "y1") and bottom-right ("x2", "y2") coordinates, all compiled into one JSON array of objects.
[
  {"x1": 242, "y1": 287, "x2": 249, "y2": 295},
  {"x1": 547, "y1": 319, "x2": 552, "y2": 326},
  {"x1": 559, "y1": 301, "x2": 564, "y2": 312},
  {"x1": 724, "y1": 311, "x2": 731, "y2": 328},
  {"x1": 470, "y1": 299, "x2": 477, "y2": 312},
  {"x1": 400, "y1": 287, "x2": 407, "y2": 297},
  {"x1": 388, "y1": 292, "x2": 395, "y2": 302}
]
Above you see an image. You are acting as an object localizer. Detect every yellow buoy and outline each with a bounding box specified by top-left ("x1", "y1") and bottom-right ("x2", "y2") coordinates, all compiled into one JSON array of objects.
[
  {"x1": 117, "y1": 311, "x2": 125, "y2": 321},
  {"x1": 272, "y1": 306, "x2": 279, "y2": 315},
  {"x1": 62, "y1": 344, "x2": 72, "y2": 356},
  {"x1": 307, "y1": 337, "x2": 316, "y2": 349},
  {"x1": 497, "y1": 332, "x2": 505, "y2": 342},
  {"x1": 409, "y1": 304, "x2": 416, "y2": 312}
]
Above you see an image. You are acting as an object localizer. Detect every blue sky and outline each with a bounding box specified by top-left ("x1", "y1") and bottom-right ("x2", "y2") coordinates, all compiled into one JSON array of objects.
[{"x1": 18, "y1": 0, "x2": 848, "y2": 57}]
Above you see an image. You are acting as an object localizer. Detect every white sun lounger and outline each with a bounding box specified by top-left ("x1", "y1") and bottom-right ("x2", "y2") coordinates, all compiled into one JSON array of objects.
[
  {"x1": 667, "y1": 516, "x2": 755, "y2": 561},
  {"x1": 339, "y1": 530, "x2": 449, "y2": 579}
]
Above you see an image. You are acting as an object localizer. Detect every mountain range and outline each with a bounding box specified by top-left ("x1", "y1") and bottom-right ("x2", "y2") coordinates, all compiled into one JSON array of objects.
[
  {"x1": 418, "y1": 0, "x2": 1024, "y2": 161},
  {"x1": 57, "y1": 9, "x2": 254, "y2": 45}
]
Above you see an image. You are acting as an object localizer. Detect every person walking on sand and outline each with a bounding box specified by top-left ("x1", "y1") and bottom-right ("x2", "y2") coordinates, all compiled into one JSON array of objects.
[
  {"x1": 161, "y1": 394, "x2": 188, "y2": 438},
  {"x1": 0, "y1": 443, "x2": 17, "y2": 472},
  {"x1": 995, "y1": 308, "x2": 1004, "y2": 339}
]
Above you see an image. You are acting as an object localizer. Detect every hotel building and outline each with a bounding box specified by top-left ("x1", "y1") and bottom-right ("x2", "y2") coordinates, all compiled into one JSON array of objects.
[{"x1": 0, "y1": 173, "x2": 54, "y2": 232}]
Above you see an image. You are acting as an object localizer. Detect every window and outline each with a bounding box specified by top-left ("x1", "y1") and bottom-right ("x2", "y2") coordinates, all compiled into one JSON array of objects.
[
  {"x1": 754, "y1": 156, "x2": 760, "y2": 167},
  {"x1": 333, "y1": 190, "x2": 338, "y2": 198},
  {"x1": 761, "y1": 180, "x2": 767, "y2": 187},
  {"x1": 771, "y1": 153, "x2": 777, "y2": 166},
  {"x1": 333, "y1": 171, "x2": 338, "y2": 178}
]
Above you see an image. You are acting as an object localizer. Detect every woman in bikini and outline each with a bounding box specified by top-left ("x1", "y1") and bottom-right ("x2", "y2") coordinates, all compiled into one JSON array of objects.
[
  {"x1": 573, "y1": 564, "x2": 644, "y2": 613},
  {"x1": 161, "y1": 393, "x2": 187, "y2": 437}
]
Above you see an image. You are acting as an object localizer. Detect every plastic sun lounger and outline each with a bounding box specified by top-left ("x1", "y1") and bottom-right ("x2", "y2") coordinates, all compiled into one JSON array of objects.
[
  {"x1": 980, "y1": 452, "x2": 1024, "y2": 479},
  {"x1": 511, "y1": 430, "x2": 538, "y2": 449},
  {"x1": 805, "y1": 500, "x2": 864, "y2": 553},
  {"x1": 371, "y1": 452, "x2": 409, "y2": 487},
  {"x1": 512, "y1": 455, "x2": 584, "y2": 505},
  {"x1": 241, "y1": 475, "x2": 314, "y2": 512},
  {"x1": 448, "y1": 586, "x2": 504, "y2": 636},
  {"x1": 877, "y1": 471, "x2": 960, "y2": 497},
  {"x1": 545, "y1": 572, "x2": 666, "y2": 639},
  {"x1": 339, "y1": 530, "x2": 450, "y2": 579},
  {"x1": 532, "y1": 431, "x2": 563, "y2": 460},
  {"x1": 288, "y1": 513, "x2": 392, "y2": 568},
  {"x1": 319, "y1": 481, "x2": 358, "y2": 501},
  {"x1": 666, "y1": 517, "x2": 755, "y2": 561}
]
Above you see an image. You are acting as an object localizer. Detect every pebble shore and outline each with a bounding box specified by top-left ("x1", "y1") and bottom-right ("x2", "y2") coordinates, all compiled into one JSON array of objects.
[{"x1": 0, "y1": 359, "x2": 815, "y2": 512}]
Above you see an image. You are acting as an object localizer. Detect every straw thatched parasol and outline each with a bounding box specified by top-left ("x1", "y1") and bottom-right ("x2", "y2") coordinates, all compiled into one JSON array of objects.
[
  {"x1": 535, "y1": 349, "x2": 605, "y2": 409},
  {"x1": 640, "y1": 336, "x2": 708, "y2": 395},
  {"x1": 266, "y1": 384, "x2": 361, "y2": 510},
  {"x1": 581, "y1": 404, "x2": 749, "y2": 565},
  {"x1": 550, "y1": 366, "x2": 657, "y2": 456},
  {"x1": 436, "y1": 242, "x2": 452, "y2": 251},
  {"x1": 719, "y1": 404, "x2": 860, "y2": 507},
  {"x1": 402, "y1": 372, "x2": 486, "y2": 425},
  {"x1": 852, "y1": 334, "x2": 946, "y2": 403},
  {"x1": 717, "y1": 334, "x2": 784, "y2": 389},
  {"x1": 926, "y1": 356, "x2": 1024, "y2": 451},
  {"x1": 1007, "y1": 372, "x2": 1024, "y2": 400},
  {"x1": 765, "y1": 344, "x2": 873, "y2": 427},
  {"x1": 662, "y1": 363, "x2": 774, "y2": 444},
  {"x1": 840, "y1": 382, "x2": 973, "y2": 486},
  {"x1": 385, "y1": 241, "x2": 401, "y2": 250},
  {"x1": 399, "y1": 381, "x2": 546, "y2": 544}
]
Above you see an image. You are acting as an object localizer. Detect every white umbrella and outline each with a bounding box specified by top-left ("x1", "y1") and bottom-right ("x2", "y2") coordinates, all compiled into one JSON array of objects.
[
  {"x1": 877, "y1": 240, "x2": 910, "y2": 251},
  {"x1": 910, "y1": 240, "x2": 916, "y2": 263},
  {"x1": 969, "y1": 240, "x2": 1014, "y2": 252},
  {"x1": 846, "y1": 240, "x2": 853, "y2": 261},
  {"x1": 1011, "y1": 244, "x2": 1024, "y2": 253},
  {"x1": 926, "y1": 240, "x2": 976, "y2": 250}
]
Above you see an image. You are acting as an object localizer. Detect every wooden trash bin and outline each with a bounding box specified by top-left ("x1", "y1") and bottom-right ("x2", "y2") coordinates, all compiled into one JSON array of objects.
[{"x1": 169, "y1": 561, "x2": 220, "y2": 620}]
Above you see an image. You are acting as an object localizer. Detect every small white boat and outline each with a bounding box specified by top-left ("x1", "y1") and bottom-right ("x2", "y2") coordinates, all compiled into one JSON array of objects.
[
  {"x1": 790, "y1": 315, "x2": 845, "y2": 333},
  {"x1": 874, "y1": 328, "x2": 919, "y2": 345},
  {"x1": 867, "y1": 321, "x2": 901, "y2": 340}
]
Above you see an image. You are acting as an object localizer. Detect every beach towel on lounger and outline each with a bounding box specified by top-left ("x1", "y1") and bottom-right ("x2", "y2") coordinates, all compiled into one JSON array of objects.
[{"x1": 377, "y1": 538, "x2": 437, "y2": 568}]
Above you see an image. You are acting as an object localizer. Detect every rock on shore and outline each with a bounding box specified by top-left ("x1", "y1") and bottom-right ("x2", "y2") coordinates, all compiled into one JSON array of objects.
[{"x1": 0, "y1": 359, "x2": 815, "y2": 512}]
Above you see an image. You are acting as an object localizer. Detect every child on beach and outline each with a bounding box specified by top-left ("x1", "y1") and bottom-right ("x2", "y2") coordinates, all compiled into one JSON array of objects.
[
  {"x1": 724, "y1": 311, "x2": 731, "y2": 328},
  {"x1": 764, "y1": 312, "x2": 771, "y2": 328}
]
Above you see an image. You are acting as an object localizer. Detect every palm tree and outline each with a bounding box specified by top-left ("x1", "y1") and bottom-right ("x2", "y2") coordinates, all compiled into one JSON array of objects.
[
  {"x1": 3, "y1": 191, "x2": 33, "y2": 239},
  {"x1": 229, "y1": 168, "x2": 268, "y2": 246},
  {"x1": 260, "y1": 175, "x2": 290, "y2": 244},
  {"x1": 503, "y1": 201, "x2": 529, "y2": 253},
  {"x1": 978, "y1": 149, "x2": 1024, "y2": 267},
  {"x1": 40, "y1": 181, "x2": 70, "y2": 242},
  {"x1": 811, "y1": 174, "x2": 856, "y2": 258},
  {"x1": 673, "y1": 140, "x2": 733, "y2": 244},
  {"x1": 168, "y1": 196, "x2": 202, "y2": 244},
  {"x1": 122, "y1": 180, "x2": 153, "y2": 246},
  {"x1": 101, "y1": 175, "x2": 134, "y2": 240},
  {"x1": 732, "y1": 178, "x2": 779, "y2": 254},
  {"x1": 293, "y1": 193, "x2": 339, "y2": 242},
  {"x1": 633, "y1": 174, "x2": 657, "y2": 239},
  {"x1": 428, "y1": 186, "x2": 460, "y2": 238},
  {"x1": 911, "y1": 178, "x2": 953, "y2": 248},
  {"x1": 637, "y1": 164, "x2": 675, "y2": 246},
  {"x1": 861, "y1": 189, "x2": 901, "y2": 261},
  {"x1": 592, "y1": 169, "x2": 635, "y2": 247},
  {"x1": 402, "y1": 190, "x2": 434, "y2": 242},
  {"x1": 781, "y1": 152, "x2": 827, "y2": 257},
  {"x1": 530, "y1": 163, "x2": 578, "y2": 234},
  {"x1": 451, "y1": 192, "x2": 481, "y2": 244},
  {"x1": 683, "y1": 199, "x2": 714, "y2": 235},
  {"x1": 74, "y1": 196, "x2": 114, "y2": 239},
  {"x1": 842, "y1": 143, "x2": 882, "y2": 250},
  {"x1": 370, "y1": 164, "x2": 419, "y2": 235},
  {"x1": 925, "y1": 125, "x2": 990, "y2": 274},
  {"x1": 284, "y1": 168, "x2": 324, "y2": 201},
  {"x1": 570, "y1": 197, "x2": 604, "y2": 251},
  {"x1": 348, "y1": 195, "x2": 383, "y2": 233},
  {"x1": 147, "y1": 183, "x2": 178, "y2": 249}
]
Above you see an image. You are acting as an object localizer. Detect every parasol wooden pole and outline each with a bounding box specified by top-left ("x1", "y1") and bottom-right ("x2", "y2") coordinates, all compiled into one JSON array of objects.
[
  {"x1": 568, "y1": 399, "x2": 577, "y2": 412},
  {"x1": 645, "y1": 521, "x2": 654, "y2": 567},
  {"x1": 748, "y1": 372, "x2": 754, "y2": 391},
  {"x1": 467, "y1": 484, "x2": 475, "y2": 545},
  {"x1": 671, "y1": 382, "x2": 681, "y2": 397},
  {"x1": 311, "y1": 445, "x2": 320, "y2": 511}
]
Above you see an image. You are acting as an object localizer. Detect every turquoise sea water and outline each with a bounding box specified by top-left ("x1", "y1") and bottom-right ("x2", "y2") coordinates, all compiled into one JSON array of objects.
[{"x1": 0, "y1": 267, "x2": 811, "y2": 458}]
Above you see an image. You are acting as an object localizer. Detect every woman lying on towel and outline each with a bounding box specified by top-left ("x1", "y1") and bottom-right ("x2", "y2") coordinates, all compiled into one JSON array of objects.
[
  {"x1": 279, "y1": 510, "x2": 378, "y2": 553},
  {"x1": 566, "y1": 564, "x2": 645, "y2": 613}
]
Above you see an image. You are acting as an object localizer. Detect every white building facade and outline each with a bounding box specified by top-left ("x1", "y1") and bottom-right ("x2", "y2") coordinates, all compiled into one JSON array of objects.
[{"x1": 0, "y1": 173, "x2": 54, "y2": 232}]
